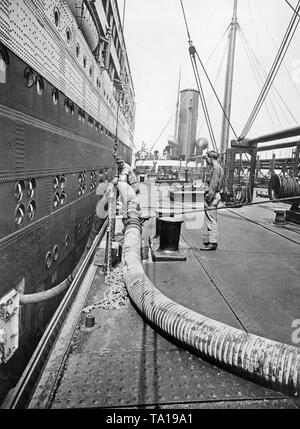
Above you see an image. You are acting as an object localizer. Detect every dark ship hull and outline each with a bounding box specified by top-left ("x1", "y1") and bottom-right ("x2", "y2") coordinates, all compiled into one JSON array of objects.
[{"x1": 0, "y1": 0, "x2": 135, "y2": 399}]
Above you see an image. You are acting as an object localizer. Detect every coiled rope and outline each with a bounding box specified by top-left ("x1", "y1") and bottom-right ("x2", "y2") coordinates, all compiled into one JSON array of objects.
[{"x1": 268, "y1": 174, "x2": 300, "y2": 200}]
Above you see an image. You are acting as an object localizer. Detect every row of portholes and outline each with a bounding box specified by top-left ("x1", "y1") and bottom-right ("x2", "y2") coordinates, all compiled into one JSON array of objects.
[
  {"x1": 53, "y1": 174, "x2": 67, "y2": 190},
  {"x1": 53, "y1": 8, "x2": 101, "y2": 88},
  {"x1": 14, "y1": 179, "x2": 37, "y2": 202},
  {"x1": 53, "y1": 191, "x2": 67, "y2": 208},
  {"x1": 24, "y1": 65, "x2": 119, "y2": 137},
  {"x1": 15, "y1": 201, "x2": 36, "y2": 225},
  {"x1": 53, "y1": 6, "x2": 119, "y2": 111}
]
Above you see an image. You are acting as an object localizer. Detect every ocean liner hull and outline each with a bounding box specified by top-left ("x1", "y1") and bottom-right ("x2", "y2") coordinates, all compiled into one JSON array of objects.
[{"x1": 0, "y1": 0, "x2": 134, "y2": 400}]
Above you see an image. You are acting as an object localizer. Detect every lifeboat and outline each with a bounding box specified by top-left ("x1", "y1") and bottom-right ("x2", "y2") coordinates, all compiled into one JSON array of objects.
[{"x1": 66, "y1": 0, "x2": 99, "y2": 52}]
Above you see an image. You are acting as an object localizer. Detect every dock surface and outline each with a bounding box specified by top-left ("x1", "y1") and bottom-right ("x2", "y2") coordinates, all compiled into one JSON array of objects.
[{"x1": 28, "y1": 183, "x2": 300, "y2": 409}]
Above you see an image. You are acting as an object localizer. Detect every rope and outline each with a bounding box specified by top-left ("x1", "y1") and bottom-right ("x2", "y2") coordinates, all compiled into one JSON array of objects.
[
  {"x1": 82, "y1": 264, "x2": 128, "y2": 313},
  {"x1": 189, "y1": 51, "x2": 217, "y2": 152},
  {"x1": 285, "y1": 0, "x2": 300, "y2": 18},
  {"x1": 180, "y1": 0, "x2": 239, "y2": 146},
  {"x1": 239, "y1": 26, "x2": 299, "y2": 127}
]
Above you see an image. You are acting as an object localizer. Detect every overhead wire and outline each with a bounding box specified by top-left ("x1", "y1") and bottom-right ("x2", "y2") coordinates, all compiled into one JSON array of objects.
[
  {"x1": 197, "y1": 39, "x2": 228, "y2": 138},
  {"x1": 285, "y1": 0, "x2": 300, "y2": 18},
  {"x1": 255, "y1": 0, "x2": 300, "y2": 105},
  {"x1": 238, "y1": 27, "x2": 297, "y2": 129},
  {"x1": 237, "y1": 27, "x2": 279, "y2": 132},
  {"x1": 179, "y1": 0, "x2": 239, "y2": 147},
  {"x1": 240, "y1": 1, "x2": 300, "y2": 139}
]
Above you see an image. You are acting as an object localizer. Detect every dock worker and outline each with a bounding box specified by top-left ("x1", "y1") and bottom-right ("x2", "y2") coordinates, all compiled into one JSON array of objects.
[
  {"x1": 201, "y1": 150, "x2": 224, "y2": 251},
  {"x1": 113, "y1": 156, "x2": 140, "y2": 195}
]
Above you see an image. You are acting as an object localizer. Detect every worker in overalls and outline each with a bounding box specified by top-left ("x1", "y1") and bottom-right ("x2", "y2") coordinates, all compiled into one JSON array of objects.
[
  {"x1": 201, "y1": 151, "x2": 224, "y2": 251},
  {"x1": 113, "y1": 156, "x2": 140, "y2": 195}
]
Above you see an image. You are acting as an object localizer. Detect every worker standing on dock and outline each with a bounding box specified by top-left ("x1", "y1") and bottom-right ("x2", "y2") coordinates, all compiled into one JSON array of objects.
[
  {"x1": 113, "y1": 156, "x2": 140, "y2": 195},
  {"x1": 201, "y1": 151, "x2": 224, "y2": 251}
]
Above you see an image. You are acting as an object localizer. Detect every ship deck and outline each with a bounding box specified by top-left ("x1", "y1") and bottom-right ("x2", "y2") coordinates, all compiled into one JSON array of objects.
[{"x1": 21, "y1": 182, "x2": 300, "y2": 409}]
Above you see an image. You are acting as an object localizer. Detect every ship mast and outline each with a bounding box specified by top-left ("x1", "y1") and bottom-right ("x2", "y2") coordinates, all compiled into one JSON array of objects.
[
  {"x1": 174, "y1": 67, "x2": 181, "y2": 139},
  {"x1": 220, "y1": 0, "x2": 238, "y2": 158}
]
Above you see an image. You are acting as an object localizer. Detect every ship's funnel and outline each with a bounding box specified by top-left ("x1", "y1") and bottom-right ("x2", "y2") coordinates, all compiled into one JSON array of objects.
[
  {"x1": 177, "y1": 89, "x2": 200, "y2": 159},
  {"x1": 195, "y1": 137, "x2": 209, "y2": 155}
]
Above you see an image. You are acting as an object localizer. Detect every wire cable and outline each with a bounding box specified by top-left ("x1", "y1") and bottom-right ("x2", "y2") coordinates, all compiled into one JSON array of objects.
[
  {"x1": 285, "y1": 0, "x2": 300, "y2": 18},
  {"x1": 240, "y1": 1, "x2": 300, "y2": 139}
]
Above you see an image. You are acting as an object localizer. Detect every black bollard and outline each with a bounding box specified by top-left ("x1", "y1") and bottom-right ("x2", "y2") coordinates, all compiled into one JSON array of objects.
[
  {"x1": 159, "y1": 218, "x2": 183, "y2": 252},
  {"x1": 274, "y1": 210, "x2": 287, "y2": 225},
  {"x1": 154, "y1": 209, "x2": 174, "y2": 238},
  {"x1": 151, "y1": 216, "x2": 187, "y2": 262}
]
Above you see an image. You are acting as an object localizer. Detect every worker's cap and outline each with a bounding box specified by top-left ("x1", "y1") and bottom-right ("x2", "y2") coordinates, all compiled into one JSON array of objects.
[
  {"x1": 115, "y1": 156, "x2": 124, "y2": 164},
  {"x1": 206, "y1": 150, "x2": 219, "y2": 160}
]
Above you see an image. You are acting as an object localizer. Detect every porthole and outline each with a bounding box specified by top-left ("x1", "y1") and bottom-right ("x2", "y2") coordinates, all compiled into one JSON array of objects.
[
  {"x1": 14, "y1": 180, "x2": 25, "y2": 201},
  {"x1": 45, "y1": 251, "x2": 52, "y2": 269},
  {"x1": 53, "y1": 175, "x2": 59, "y2": 190},
  {"x1": 69, "y1": 102, "x2": 74, "y2": 115},
  {"x1": 36, "y1": 76, "x2": 44, "y2": 95},
  {"x1": 60, "y1": 190, "x2": 66, "y2": 205},
  {"x1": 27, "y1": 178, "x2": 36, "y2": 198},
  {"x1": 53, "y1": 245, "x2": 59, "y2": 261},
  {"x1": 64, "y1": 98, "x2": 69, "y2": 113},
  {"x1": 89, "y1": 67, "x2": 93, "y2": 77},
  {"x1": 27, "y1": 200, "x2": 36, "y2": 221},
  {"x1": 78, "y1": 173, "x2": 83, "y2": 184},
  {"x1": 60, "y1": 174, "x2": 67, "y2": 188},
  {"x1": 52, "y1": 88, "x2": 59, "y2": 105},
  {"x1": 53, "y1": 192, "x2": 60, "y2": 208},
  {"x1": 24, "y1": 67, "x2": 35, "y2": 88},
  {"x1": 15, "y1": 204, "x2": 25, "y2": 225},
  {"x1": 66, "y1": 27, "x2": 71, "y2": 42},
  {"x1": 82, "y1": 184, "x2": 86, "y2": 194},
  {"x1": 54, "y1": 7, "x2": 60, "y2": 27},
  {"x1": 83, "y1": 56, "x2": 87, "y2": 68},
  {"x1": 65, "y1": 234, "x2": 69, "y2": 247},
  {"x1": 76, "y1": 44, "x2": 80, "y2": 57},
  {"x1": 78, "y1": 186, "x2": 82, "y2": 197},
  {"x1": 0, "y1": 47, "x2": 9, "y2": 83}
]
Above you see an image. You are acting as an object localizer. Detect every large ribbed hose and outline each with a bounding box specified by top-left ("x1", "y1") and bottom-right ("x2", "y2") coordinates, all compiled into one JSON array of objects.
[
  {"x1": 122, "y1": 200, "x2": 300, "y2": 397},
  {"x1": 269, "y1": 174, "x2": 300, "y2": 200}
]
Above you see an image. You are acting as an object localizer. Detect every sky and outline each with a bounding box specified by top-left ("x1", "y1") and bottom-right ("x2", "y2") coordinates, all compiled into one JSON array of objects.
[{"x1": 117, "y1": 0, "x2": 300, "y2": 157}]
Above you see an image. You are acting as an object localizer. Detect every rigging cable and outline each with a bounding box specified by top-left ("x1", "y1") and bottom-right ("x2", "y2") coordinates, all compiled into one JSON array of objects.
[
  {"x1": 197, "y1": 41, "x2": 228, "y2": 137},
  {"x1": 189, "y1": 47, "x2": 218, "y2": 151},
  {"x1": 240, "y1": 1, "x2": 300, "y2": 139},
  {"x1": 180, "y1": 0, "x2": 239, "y2": 143},
  {"x1": 238, "y1": 27, "x2": 298, "y2": 128},
  {"x1": 255, "y1": 0, "x2": 300, "y2": 106},
  {"x1": 246, "y1": 0, "x2": 295, "y2": 127},
  {"x1": 238, "y1": 27, "x2": 279, "y2": 131},
  {"x1": 285, "y1": 0, "x2": 300, "y2": 18}
]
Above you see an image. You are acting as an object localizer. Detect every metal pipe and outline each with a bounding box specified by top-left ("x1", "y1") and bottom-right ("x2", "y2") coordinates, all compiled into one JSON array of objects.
[
  {"x1": 256, "y1": 140, "x2": 300, "y2": 152},
  {"x1": 122, "y1": 197, "x2": 300, "y2": 397},
  {"x1": 20, "y1": 278, "x2": 71, "y2": 305},
  {"x1": 246, "y1": 126, "x2": 300, "y2": 145}
]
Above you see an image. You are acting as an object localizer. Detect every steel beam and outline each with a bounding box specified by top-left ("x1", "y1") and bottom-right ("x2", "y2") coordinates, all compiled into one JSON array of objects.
[{"x1": 241, "y1": 127, "x2": 300, "y2": 145}]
